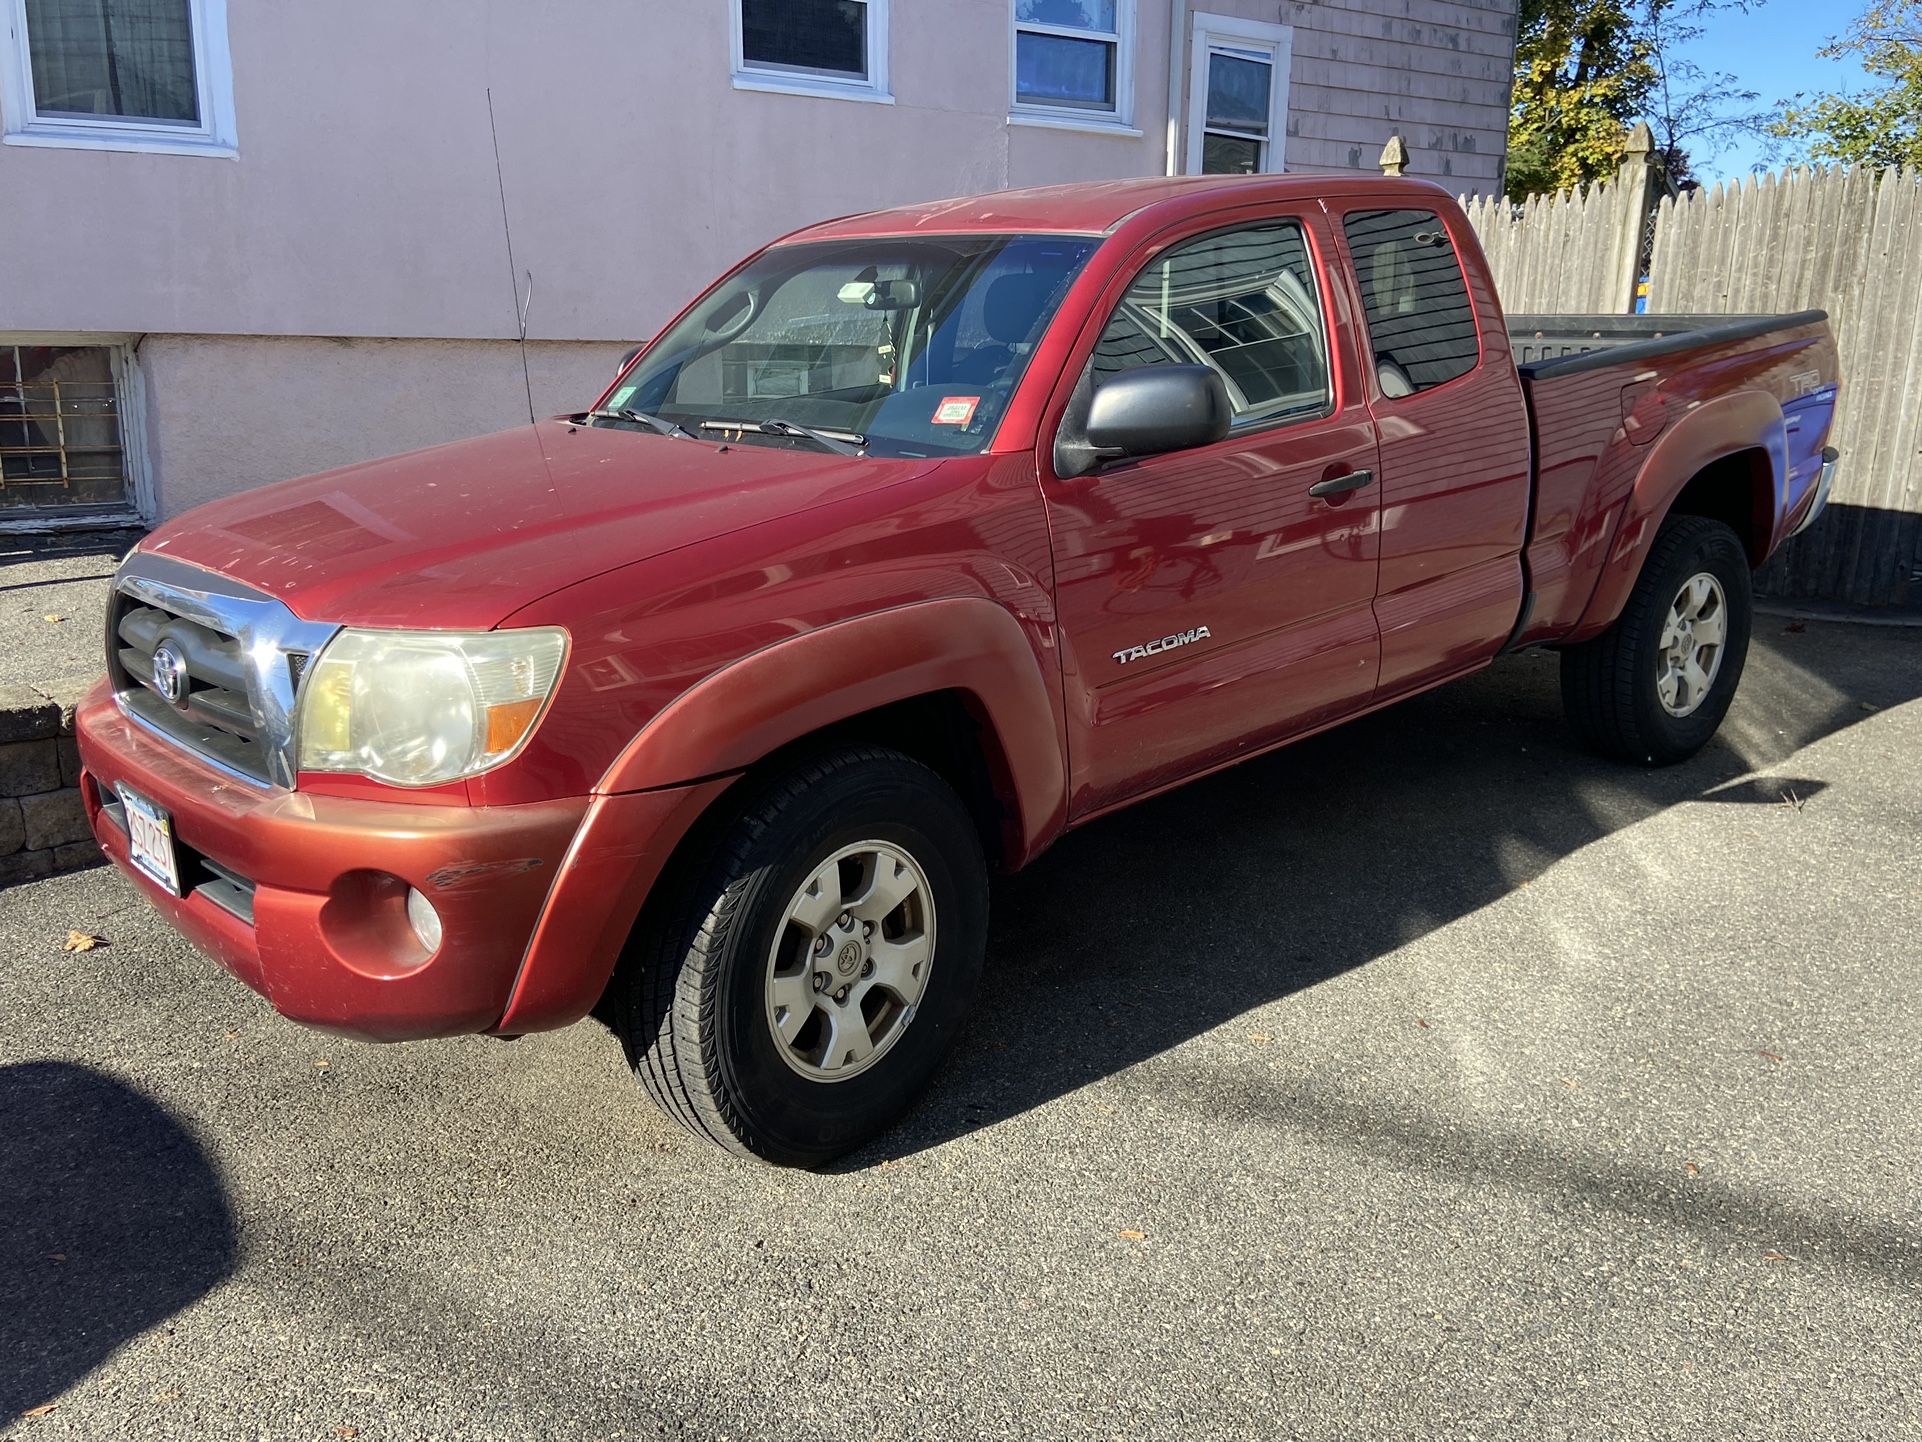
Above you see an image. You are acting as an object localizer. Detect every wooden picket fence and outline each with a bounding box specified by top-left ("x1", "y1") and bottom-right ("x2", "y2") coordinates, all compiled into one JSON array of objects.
[{"x1": 1458, "y1": 148, "x2": 1922, "y2": 606}]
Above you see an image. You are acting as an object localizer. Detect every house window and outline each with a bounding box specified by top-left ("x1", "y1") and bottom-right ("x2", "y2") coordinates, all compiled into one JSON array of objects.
[
  {"x1": 0, "y1": 343, "x2": 135, "y2": 514},
  {"x1": 1, "y1": 0, "x2": 236, "y2": 155},
  {"x1": 1184, "y1": 14, "x2": 1291, "y2": 175},
  {"x1": 732, "y1": 0, "x2": 891, "y2": 103},
  {"x1": 1012, "y1": 0, "x2": 1134, "y2": 128}
]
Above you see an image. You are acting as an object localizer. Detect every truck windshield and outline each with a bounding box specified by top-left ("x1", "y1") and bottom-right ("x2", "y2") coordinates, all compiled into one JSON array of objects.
[{"x1": 605, "y1": 233, "x2": 1098, "y2": 458}]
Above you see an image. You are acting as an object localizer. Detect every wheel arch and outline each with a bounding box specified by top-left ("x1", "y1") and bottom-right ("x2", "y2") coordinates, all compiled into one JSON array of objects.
[
  {"x1": 596, "y1": 598, "x2": 1069, "y2": 871},
  {"x1": 1569, "y1": 389, "x2": 1786, "y2": 641}
]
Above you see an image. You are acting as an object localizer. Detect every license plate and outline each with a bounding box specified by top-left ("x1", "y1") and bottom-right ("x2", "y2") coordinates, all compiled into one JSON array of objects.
[{"x1": 118, "y1": 784, "x2": 182, "y2": 896}]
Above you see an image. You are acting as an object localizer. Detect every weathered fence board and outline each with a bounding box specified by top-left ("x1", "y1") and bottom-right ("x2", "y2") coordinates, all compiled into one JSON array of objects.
[
  {"x1": 1456, "y1": 126, "x2": 1658, "y2": 314},
  {"x1": 1648, "y1": 165, "x2": 1921, "y2": 605},
  {"x1": 1458, "y1": 147, "x2": 1921, "y2": 606}
]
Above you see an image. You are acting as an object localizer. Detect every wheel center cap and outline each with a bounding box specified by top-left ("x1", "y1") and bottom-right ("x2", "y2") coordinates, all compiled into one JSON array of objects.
[{"x1": 834, "y1": 940, "x2": 863, "y2": 977}]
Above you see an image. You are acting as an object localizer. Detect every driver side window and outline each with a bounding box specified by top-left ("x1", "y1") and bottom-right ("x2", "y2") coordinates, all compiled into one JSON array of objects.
[{"x1": 1090, "y1": 220, "x2": 1331, "y2": 426}]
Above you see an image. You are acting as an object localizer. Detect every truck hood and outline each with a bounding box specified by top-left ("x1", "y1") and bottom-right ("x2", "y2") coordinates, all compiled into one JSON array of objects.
[{"x1": 142, "y1": 421, "x2": 940, "y2": 629}]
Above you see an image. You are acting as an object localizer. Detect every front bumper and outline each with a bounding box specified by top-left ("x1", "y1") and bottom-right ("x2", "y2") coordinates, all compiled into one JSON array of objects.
[{"x1": 76, "y1": 683, "x2": 727, "y2": 1041}]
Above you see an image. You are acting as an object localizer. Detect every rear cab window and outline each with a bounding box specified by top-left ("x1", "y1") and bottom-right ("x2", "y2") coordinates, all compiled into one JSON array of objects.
[{"x1": 1340, "y1": 208, "x2": 1481, "y2": 397}]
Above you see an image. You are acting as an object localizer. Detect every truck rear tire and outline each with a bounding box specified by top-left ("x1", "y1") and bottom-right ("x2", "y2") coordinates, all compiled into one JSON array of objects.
[
  {"x1": 615, "y1": 746, "x2": 988, "y2": 1167},
  {"x1": 1559, "y1": 514, "x2": 1753, "y2": 766}
]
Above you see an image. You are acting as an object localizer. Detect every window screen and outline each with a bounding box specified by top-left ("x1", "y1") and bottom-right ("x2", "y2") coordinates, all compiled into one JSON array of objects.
[
  {"x1": 24, "y1": 0, "x2": 200, "y2": 124},
  {"x1": 1089, "y1": 221, "x2": 1329, "y2": 425},
  {"x1": 1341, "y1": 209, "x2": 1480, "y2": 394},
  {"x1": 741, "y1": 0, "x2": 867, "y2": 79}
]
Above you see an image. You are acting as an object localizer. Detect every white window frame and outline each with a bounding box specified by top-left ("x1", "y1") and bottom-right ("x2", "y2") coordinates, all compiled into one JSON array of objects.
[
  {"x1": 1, "y1": 0, "x2": 236, "y2": 156},
  {"x1": 1008, "y1": 0, "x2": 1138, "y2": 136},
  {"x1": 730, "y1": 0, "x2": 892, "y2": 106},
  {"x1": 1184, "y1": 12, "x2": 1291, "y2": 175}
]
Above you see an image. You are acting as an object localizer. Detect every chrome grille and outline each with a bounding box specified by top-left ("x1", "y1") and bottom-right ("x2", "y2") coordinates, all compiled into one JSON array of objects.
[
  {"x1": 108, "y1": 553, "x2": 340, "y2": 788},
  {"x1": 116, "y1": 604, "x2": 259, "y2": 738}
]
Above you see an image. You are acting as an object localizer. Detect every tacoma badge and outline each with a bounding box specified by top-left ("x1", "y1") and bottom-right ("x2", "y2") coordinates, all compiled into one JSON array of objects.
[{"x1": 1113, "y1": 626, "x2": 1212, "y2": 665}]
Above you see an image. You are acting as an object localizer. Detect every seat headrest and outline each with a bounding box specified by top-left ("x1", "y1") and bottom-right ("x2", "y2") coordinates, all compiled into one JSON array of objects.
[{"x1": 983, "y1": 272, "x2": 1062, "y2": 345}]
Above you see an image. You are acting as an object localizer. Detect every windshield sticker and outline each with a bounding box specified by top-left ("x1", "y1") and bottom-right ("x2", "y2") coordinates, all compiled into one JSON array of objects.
[{"x1": 933, "y1": 396, "x2": 981, "y2": 426}]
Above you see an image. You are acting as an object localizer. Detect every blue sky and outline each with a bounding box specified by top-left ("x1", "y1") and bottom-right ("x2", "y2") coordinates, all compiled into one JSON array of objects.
[{"x1": 1671, "y1": 2, "x2": 1875, "y2": 180}]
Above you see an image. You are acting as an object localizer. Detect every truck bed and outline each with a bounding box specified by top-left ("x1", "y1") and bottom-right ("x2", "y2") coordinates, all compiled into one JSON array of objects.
[{"x1": 1503, "y1": 308, "x2": 1839, "y2": 649}]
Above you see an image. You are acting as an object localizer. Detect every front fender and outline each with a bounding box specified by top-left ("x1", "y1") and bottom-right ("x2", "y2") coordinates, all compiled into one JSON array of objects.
[
  {"x1": 597, "y1": 597, "x2": 1069, "y2": 866},
  {"x1": 1570, "y1": 388, "x2": 1787, "y2": 640}
]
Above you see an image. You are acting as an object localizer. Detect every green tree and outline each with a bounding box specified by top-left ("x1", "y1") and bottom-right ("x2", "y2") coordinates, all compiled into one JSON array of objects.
[
  {"x1": 1770, "y1": 2, "x2": 1922, "y2": 168},
  {"x1": 1507, "y1": 0, "x2": 1656, "y2": 198},
  {"x1": 1507, "y1": 0, "x2": 1767, "y2": 200}
]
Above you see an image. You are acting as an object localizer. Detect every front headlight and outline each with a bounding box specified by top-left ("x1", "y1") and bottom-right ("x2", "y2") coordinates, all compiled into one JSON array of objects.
[{"x1": 296, "y1": 627, "x2": 568, "y2": 787}]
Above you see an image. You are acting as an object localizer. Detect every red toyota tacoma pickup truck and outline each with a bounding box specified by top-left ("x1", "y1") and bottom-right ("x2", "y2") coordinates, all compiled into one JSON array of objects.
[{"x1": 78, "y1": 175, "x2": 1840, "y2": 1165}]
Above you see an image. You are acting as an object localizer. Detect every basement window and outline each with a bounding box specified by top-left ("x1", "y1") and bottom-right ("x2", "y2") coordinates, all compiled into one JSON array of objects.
[{"x1": 0, "y1": 342, "x2": 137, "y2": 515}]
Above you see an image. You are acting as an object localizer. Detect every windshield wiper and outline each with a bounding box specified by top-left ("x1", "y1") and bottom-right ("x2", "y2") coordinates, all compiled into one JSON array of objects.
[
  {"x1": 698, "y1": 417, "x2": 866, "y2": 457},
  {"x1": 583, "y1": 407, "x2": 696, "y2": 440}
]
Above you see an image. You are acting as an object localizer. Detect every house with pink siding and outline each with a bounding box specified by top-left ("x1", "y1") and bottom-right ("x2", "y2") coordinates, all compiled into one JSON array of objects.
[{"x1": 1, "y1": 0, "x2": 1517, "y2": 527}]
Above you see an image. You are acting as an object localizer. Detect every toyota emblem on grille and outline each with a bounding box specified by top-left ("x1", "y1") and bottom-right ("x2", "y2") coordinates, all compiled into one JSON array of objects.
[{"x1": 150, "y1": 640, "x2": 191, "y2": 708}]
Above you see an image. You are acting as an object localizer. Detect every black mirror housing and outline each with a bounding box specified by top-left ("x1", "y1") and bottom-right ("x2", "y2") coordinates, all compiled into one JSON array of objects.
[
  {"x1": 863, "y1": 278, "x2": 922, "y2": 310},
  {"x1": 1057, "y1": 365, "x2": 1231, "y2": 478}
]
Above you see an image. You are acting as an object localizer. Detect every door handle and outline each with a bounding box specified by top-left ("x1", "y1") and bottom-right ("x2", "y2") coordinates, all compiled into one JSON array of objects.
[{"x1": 1308, "y1": 469, "x2": 1374, "y2": 498}]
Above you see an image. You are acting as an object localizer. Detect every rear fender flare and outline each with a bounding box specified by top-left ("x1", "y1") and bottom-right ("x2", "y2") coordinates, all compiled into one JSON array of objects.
[
  {"x1": 1571, "y1": 388, "x2": 1786, "y2": 639},
  {"x1": 597, "y1": 598, "x2": 1068, "y2": 866}
]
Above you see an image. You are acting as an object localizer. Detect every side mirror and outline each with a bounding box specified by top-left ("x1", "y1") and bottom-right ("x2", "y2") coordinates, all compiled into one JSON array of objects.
[{"x1": 1056, "y1": 365, "x2": 1231, "y2": 478}]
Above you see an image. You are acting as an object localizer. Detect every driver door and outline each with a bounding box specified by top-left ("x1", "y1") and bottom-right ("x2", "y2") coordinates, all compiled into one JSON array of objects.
[{"x1": 1039, "y1": 209, "x2": 1383, "y2": 817}]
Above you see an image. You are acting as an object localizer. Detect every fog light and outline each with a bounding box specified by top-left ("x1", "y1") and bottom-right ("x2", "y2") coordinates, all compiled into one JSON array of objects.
[{"x1": 405, "y1": 886, "x2": 443, "y2": 954}]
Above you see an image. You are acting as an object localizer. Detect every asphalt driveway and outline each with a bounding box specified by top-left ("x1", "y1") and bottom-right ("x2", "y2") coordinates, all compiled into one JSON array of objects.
[{"x1": 3, "y1": 618, "x2": 1919, "y2": 1441}]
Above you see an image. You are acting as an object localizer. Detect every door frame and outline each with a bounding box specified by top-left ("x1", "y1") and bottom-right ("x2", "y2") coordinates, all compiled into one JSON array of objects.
[{"x1": 1184, "y1": 12, "x2": 1293, "y2": 176}]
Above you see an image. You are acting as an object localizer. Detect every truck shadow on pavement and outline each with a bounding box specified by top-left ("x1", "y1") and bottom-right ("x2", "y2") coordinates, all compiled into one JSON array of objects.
[
  {"x1": 871, "y1": 625, "x2": 1920, "y2": 1264},
  {"x1": 0, "y1": 1061, "x2": 235, "y2": 1421}
]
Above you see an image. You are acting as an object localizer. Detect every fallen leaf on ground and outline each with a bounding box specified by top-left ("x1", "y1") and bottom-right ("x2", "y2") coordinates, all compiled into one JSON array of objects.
[
  {"x1": 313, "y1": 1059, "x2": 330, "y2": 1069},
  {"x1": 1416, "y1": 1017, "x2": 1430, "y2": 1030},
  {"x1": 1759, "y1": 1050, "x2": 1784, "y2": 1064},
  {"x1": 1860, "y1": 702, "x2": 1879, "y2": 712},
  {"x1": 1248, "y1": 1032, "x2": 1273, "y2": 1044},
  {"x1": 334, "y1": 1428, "x2": 360, "y2": 1439},
  {"x1": 1684, "y1": 1162, "x2": 1701, "y2": 1177},
  {"x1": 1559, "y1": 1076, "x2": 1580, "y2": 1090},
  {"x1": 1783, "y1": 621, "x2": 1806, "y2": 633},
  {"x1": 43, "y1": 614, "x2": 65, "y2": 624},
  {"x1": 22, "y1": 1404, "x2": 58, "y2": 1417},
  {"x1": 1118, "y1": 1229, "x2": 1147, "y2": 1241},
  {"x1": 63, "y1": 930, "x2": 107, "y2": 953},
  {"x1": 1763, "y1": 1249, "x2": 1793, "y2": 1262}
]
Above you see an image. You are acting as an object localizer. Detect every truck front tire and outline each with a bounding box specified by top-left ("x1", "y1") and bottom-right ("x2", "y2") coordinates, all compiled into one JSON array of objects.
[
  {"x1": 615, "y1": 746, "x2": 988, "y2": 1167},
  {"x1": 1560, "y1": 514, "x2": 1754, "y2": 765}
]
